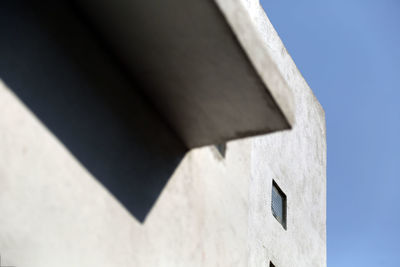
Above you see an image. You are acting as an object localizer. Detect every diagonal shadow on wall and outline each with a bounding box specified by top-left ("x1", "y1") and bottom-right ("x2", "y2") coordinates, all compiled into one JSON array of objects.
[{"x1": 0, "y1": 0, "x2": 187, "y2": 222}]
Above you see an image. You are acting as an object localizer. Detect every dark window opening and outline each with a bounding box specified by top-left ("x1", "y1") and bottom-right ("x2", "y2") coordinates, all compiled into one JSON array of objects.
[
  {"x1": 270, "y1": 261, "x2": 276, "y2": 267},
  {"x1": 271, "y1": 180, "x2": 287, "y2": 229}
]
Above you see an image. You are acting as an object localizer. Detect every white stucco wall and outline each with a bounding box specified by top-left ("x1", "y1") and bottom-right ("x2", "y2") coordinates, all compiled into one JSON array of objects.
[
  {"x1": 238, "y1": 1, "x2": 327, "y2": 266},
  {"x1": 0, "y1": 80, "x2": 252, "y2": 266},
  {"x1": 248, "y1": 82, "x2": 326, "y2": 267},
  {"x1": 0, "y1": 1, "x2": 325, "y2": 266}
]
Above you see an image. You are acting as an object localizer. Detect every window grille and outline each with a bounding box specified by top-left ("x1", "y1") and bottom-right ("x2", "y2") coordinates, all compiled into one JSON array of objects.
[{"x1": 271, "y1": 180, "x2": 287, "y2": 229}]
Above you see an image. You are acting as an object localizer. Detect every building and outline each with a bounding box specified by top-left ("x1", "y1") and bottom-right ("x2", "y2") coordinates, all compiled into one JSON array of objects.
[{"x1": 0, "y1": 0, "x2": 326, "y2": 266}]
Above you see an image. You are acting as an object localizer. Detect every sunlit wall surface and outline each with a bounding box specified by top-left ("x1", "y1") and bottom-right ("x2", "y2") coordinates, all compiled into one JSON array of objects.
[{"x1": 261, "y1": 1, "x2": 400, "y2": 266}]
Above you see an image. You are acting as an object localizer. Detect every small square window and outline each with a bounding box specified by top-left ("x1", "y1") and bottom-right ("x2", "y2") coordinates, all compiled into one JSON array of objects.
[{"x1": 271, "y1": 180, "x2": 287, "y2": 229}]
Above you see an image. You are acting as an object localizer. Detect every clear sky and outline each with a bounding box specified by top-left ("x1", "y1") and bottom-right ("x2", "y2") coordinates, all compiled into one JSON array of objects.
[{"x1": 261, "y1": 0, "x2": 400, "y2": 266}]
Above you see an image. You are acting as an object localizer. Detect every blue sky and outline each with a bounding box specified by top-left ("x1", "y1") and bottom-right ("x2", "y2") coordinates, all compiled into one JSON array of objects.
[{"x1": 261, "y1": 1, "x2": 400, "y2": 266}]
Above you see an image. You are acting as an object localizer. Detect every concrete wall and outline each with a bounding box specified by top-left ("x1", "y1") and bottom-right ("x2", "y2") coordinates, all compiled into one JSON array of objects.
[
  {"x1": 0, "y1": 80, "x2": 251, "y2": 266},
  {"x1": 0, "y1": 1, "x2": 326, "y2": 266},
  {"x1": 238, "y1": 1, "x2": 327, "y2": 266}
]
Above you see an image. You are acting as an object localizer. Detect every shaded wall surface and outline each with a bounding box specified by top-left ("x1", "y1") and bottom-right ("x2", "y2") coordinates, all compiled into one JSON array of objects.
[
  {"x1": 0, "y1": 0, "x2": 187, "y2": 222},
  {"x1": 75, "y1": 0, "x2": 291, "y2": 148}
]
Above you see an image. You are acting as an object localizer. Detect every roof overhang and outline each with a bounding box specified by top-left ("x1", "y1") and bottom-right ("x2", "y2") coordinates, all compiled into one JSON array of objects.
[{"x1": 74, "y1": 0, "x2": 294, "y2": 148}]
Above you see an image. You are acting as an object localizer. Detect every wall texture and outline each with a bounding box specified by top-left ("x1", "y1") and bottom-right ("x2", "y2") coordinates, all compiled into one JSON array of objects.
[
  {"x1": 0, "y1": 1, "x2": 325, "y2": 266},
  {"x1": 0, "y1": 80, "x2": 251, "y2": 266},
  {"x1": 240, "y1": 1, "x2": 327, "y2": 266}
]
